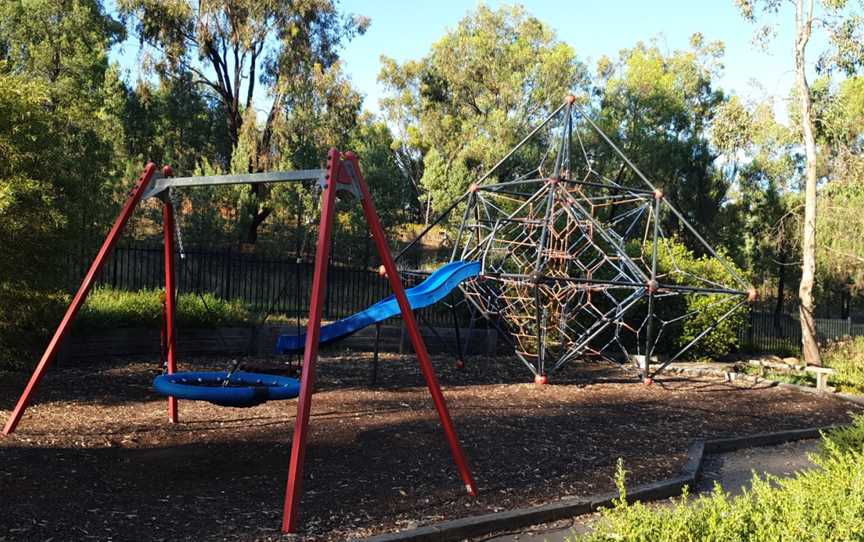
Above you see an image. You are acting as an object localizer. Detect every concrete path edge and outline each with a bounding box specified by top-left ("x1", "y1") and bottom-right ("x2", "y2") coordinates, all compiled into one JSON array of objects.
[{"x1": 355, "y1": 419, "x2": 853, "y2": 542}]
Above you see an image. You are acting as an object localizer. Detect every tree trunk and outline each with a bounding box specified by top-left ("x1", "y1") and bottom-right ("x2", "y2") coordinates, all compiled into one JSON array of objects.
[{"x1": 795, "y1": 0, "x2": 822, "y2": 366}]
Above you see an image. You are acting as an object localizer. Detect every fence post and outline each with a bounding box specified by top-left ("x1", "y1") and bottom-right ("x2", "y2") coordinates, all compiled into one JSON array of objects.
[
  {"x1": 748, "y1": 308, "x2": 754, "y2": 350},
  {"x1": 324, "y1": 251, "x2": 332, "y2": 319},
  {"x1": 224, "y1": 246, "x2": 232, "y2": 300}
]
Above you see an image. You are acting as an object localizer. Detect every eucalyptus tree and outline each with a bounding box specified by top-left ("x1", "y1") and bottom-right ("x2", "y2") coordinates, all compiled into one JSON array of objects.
[
  {"x1": 0, "y1": 0, "x2": 126, "y2": 244},
  {"x1": 591, "y1": 35, "x2": 732, "y2": 247},
  {"x1": 813, "y1": 76, "x2": 864, "y2": 311},
  {"x1": 712, "y1": 95, "x2": 800, "y2": 314},
  {"x1": 378, "y1": 4, "x2": 587, "y2": 220},
  {"x1": 736, "y1": 0, "x2": 864, "y2": 365},
  {"x1": 118, "y1": 0, "x2": 369, "y2": 242}
]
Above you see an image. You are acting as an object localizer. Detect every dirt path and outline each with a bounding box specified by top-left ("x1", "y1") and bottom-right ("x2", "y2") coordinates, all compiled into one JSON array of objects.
[{"x1": 484, "y1": 439, "x2": 821, "y2": 542}]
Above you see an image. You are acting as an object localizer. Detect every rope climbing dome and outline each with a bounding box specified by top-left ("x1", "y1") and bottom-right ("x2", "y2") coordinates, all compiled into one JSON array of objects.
[{"x1": 445, "y1": 96, "x2": 754, "y2": 383}]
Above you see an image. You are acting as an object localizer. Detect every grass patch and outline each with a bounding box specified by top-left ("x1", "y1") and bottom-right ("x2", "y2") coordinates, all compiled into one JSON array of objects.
[
  {"x1": 738, "y1": 339, "x2": 864, "y2": 395},
  {"x1": 738, "y1": 364, "x2": 817, "y2": 387},
  {"x1": 574, "y1": 415, "x2": 864, "y2": 541},
  {"x1": 76, "y1": 288, "x2": 252, "y2": 330}
]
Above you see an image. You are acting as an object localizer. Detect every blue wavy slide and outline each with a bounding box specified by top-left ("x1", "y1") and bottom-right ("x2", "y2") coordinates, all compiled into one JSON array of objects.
[{"x1": 275, "y1": 260, "x2": 481, "y2": 354}]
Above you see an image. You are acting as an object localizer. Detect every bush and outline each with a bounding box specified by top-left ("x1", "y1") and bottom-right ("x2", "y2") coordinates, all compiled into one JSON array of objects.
[
  {"x1": 0, "y1": 287, "x2": 254, "y2": 370},
  {"x1": 76, "y1": 288, "x2": 252, "y2": 330},
  {"x1": 657, "y1": 239, "x2": 748, "y2": 359},
  {"x1": 626, "y1": 238, "x2": 748, "y2": 360},
  {"x1": 575, "y1": 415, "x2": 864, "y2": 541},
  {"x1": 823, "y1": 337, "x2": 864, "y2": 394},
  {"x1": 0, "y1": 284, "x2": 67, "y2": 369},
  {"x1": 820, "y1": 416, "x2": 864, "y2": 456}
]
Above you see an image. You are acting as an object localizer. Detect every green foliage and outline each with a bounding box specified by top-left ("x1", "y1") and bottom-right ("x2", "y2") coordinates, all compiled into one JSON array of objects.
[
  {"x1": 653, "y1": 238, "x2": 748, "y2": 358},
  {"x1": 576, "y1": 416, "x2": 864, "y2": 541},
  {"x1": 379, "y1": 4, "x2": 586, "y2": 214},
  {"x1": 820, "y1": 415, "x2": 864, "y2": 455},
  {"x1": 77, "y1": 288, "x2": 252, "y2": 330},
  {"x1": 116, "y1": 72, "x2": 232, "y2": 176},
  {"x1": 737, "y1": 339, "x2": 864, "y2": 394},
  {"x1": 0, "y1": 71, "x2": 117, "y2": 367},
  {"x1": 0, "y1": 2, "x2": 127, "y2": 369},
  {"x1": 0, "y1": 0, "x2": 125, "y2": 115},
  {"x1": 118, "y1": 0, "x2": 369, "y2": 243},
  {"x1": 823, "y1": 337, "x2": 864, "y2": 394},
  {"x1": 344, "y1": 115, "x2": 414, "y2": 231},
  {"x1": 592, "y1": 36, "x2": 731, "y2": 249},
  {"x1": 0, "y1": 285, "x2": 67, "y2": 369},
  {"x1": 739, "y1": 363, "x2": 817, "y2": 387}
]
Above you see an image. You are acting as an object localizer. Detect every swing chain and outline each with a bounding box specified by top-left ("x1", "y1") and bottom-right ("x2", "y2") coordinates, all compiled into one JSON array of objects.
[{"x1": 168, "y1": 187, "x2": 186, "y2": 259}]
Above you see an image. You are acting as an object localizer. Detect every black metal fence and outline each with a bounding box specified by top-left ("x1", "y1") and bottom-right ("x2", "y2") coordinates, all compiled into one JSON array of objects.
[
  {"x1": 739, "y1": 310, "x2": 864, "y2": 354},
  {"x1": 65, "y1": 244, "x2": 467, "y2": 327},
  {"x1": 66, "y1": 245, "x2": 864, "y2": 356}
]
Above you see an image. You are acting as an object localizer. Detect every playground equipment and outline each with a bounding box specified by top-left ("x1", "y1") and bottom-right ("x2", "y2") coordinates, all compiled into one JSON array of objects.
[
  {"x1": 275, "y1": 259, "x2": 481, "y2": 353},
  {"x1": 2, "y1": 149, "x2": 477, "y2": 533},
  {"x1": 399, "y1": 95, "x2": 756, "y2": 384},
  {"x1": 152, "y1": 371, "x2": 301, "y2": 407}
]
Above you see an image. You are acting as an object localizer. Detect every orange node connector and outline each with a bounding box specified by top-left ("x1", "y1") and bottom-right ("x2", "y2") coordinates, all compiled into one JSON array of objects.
[{"x1": 747, "y1": 288, "x2": 758, "y2": 303}]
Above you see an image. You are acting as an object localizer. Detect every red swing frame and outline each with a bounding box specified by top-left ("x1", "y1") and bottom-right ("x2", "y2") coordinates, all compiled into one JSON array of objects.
[{"x1": 2, "y1": 149, "x2": 477, "y2": 533}]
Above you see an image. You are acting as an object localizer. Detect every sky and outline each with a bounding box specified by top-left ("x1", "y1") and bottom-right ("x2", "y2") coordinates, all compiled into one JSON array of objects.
[{"x1": 110, "y1": 1, "x2": 824, "y2": 120}]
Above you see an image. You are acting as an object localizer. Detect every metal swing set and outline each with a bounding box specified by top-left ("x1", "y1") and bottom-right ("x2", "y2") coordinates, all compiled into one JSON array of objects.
[{"x1": 2, "y1": 148, "x2": 477, "y2": 533}]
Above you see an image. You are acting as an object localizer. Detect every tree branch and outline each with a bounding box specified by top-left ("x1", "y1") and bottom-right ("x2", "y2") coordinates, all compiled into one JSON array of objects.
[{"x1": 246, "y1": 44, "x2": 259, "y2": 110}]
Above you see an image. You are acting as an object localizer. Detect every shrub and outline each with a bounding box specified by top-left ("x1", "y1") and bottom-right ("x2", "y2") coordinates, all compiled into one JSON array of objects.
[
  {"x1": 656, "y1": 239, "x2": 748, "y2": 359},
  {"x1": 575, "y1": 415, "x2": 864, "y2": 541},
  {"x1": 625, "y1": 238, "x2": 748, "y2": 360},
  {"x1": 76, "y1": 287, "x2": 252, "y2": 330},
  {"x1": 823, "y1": 337, "x2": 864, "y2": 394},
  {"x1": 820, "y1": 416, "x2": 864, "y2": 456},
  {"x1": 0, "y1": 284, "x2": 67, "y2": 370}
]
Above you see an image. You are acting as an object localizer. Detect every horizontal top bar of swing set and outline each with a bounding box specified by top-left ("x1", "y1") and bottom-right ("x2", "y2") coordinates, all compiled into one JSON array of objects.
[
  {"x1": 491, "y1": 272, "x2": 748, "y2": 295},
  {"x1": 143, "y1": 169, "x2": 326, "y2": 199}
]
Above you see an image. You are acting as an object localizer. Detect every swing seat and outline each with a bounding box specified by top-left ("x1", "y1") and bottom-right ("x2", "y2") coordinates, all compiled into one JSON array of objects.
[{"x1": 153, "y1": 371, "x2": 300, "y2": 408}]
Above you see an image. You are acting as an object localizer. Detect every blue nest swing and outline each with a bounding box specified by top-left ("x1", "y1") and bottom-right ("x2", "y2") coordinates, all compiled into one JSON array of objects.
[{"x1": 153, "y1": 371, "x2": 300, "y2": 408}]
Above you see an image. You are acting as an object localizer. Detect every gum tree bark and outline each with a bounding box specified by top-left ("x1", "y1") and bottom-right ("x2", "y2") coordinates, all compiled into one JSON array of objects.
[{"x1": 794, "y1": 0, "x2": 822, "y2": 365}]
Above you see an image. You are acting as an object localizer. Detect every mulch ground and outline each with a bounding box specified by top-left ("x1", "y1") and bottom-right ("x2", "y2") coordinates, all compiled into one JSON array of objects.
[{"x1": 1, "y1": 351, "x2": 861, "y2": 541}]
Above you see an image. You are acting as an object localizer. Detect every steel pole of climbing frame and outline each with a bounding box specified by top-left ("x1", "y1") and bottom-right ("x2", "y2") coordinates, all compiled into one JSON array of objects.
[
  {"x1": 283, "y1": 149, "x2": 341, "y2": 533},
  {"x1": 3, "y1": 163, "x2": 158, "y2": 435},
  {"x1": 641, "y1": 191, "x2": 662, "y2": 384},
  {"x1": 345, "y1": 151, "x2": 478, "y2": 496},
  {"x1": 161, "y1": 187, "x2": 179, "y2": 423}
]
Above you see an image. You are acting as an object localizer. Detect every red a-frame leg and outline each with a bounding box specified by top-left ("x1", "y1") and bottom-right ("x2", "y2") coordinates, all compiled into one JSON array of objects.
[
  {"x1": 3, "y1": 163, "x2": 157, "y2": 435},
  {"x1": 345, "y1": 152, "x2": 478, "y2": 496},
  {"x1": 282, "y1": 149, "x2": 341, "y2": 532},
  {"x1": 162, "y1": 194, "x2": 179, "y2": 423},
  {"x1": 281, "y1": 150, "x2": 477, "y2": 534}
]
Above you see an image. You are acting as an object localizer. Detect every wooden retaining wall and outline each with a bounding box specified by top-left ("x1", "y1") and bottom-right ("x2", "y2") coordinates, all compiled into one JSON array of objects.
[{"x1": 57, "y1": 324, "x2": 500, "y2": 362}]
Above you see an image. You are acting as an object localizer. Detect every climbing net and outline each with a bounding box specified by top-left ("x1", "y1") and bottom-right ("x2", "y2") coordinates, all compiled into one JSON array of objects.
[{"x1": 451, "y1": 98, "x2": 754, "y2": 381}]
